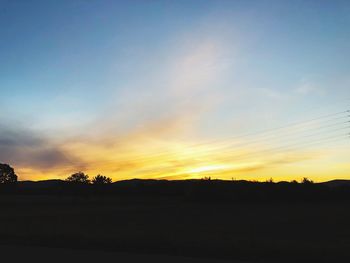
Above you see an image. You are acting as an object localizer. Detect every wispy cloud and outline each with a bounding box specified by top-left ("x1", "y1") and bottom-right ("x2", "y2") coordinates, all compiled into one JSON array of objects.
[
  {"x1": 294, "y1": 78, "x2": 325, "y2": 96},
  {"x1": 2, "y1": 27, "x2": 347, "y2": 183},
  {"x1": 0, "y1": 123, "x2": 81, "y2": 175}
]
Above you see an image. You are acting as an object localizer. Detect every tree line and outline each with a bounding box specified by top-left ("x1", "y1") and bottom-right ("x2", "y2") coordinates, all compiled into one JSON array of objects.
[
  {"x1": 66, "y1": 172, "x2": 112, "y2": 185},
  {"x1": 0, "y1": 163, "x2": 112, "y2": 185},
  {"x1": 1, "y1": 163, "x2": 350, "y2": 203}
]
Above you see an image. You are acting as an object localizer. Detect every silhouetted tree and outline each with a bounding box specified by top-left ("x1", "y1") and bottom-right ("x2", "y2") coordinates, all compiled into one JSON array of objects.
[
  {"x1": 266, "y1": 178, "x2": 274, "y2": 183},
  {"x1": 0, "y1": 163, "x2": 17, "y2": 184},
  {"x1": 92, "y1": 174, "x2": 112, "y2": 185},
  {"x1": 302, "y1": 177, "x2": 314, "y2": 184},
  {"x1": 66, "y1": 172, "x2": 90, "y2": 184}
]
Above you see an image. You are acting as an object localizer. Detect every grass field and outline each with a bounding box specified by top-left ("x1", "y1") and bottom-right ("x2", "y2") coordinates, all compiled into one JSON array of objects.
[{"x1": 0, "y1": 195, "x2": 349, "y2": 262}]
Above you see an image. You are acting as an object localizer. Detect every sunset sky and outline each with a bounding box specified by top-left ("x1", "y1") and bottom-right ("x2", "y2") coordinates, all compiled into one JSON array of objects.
[{"x1": 1, "y1": 0, "x2": 349, "y2": 182}]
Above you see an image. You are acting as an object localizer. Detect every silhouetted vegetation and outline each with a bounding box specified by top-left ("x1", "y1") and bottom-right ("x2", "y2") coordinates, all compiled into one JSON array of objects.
[
  {"x1": 0, "y1": 165, "x2": 350, "y2": 261},
  {"x1": 302, "y1": 177, "x2": 314, "y2": 184},
  {"x1": 92, "y1": 174, "x2": 112, "y2": 185},
  {"x1": 0, "y1": 176, "x2": 348, "y2": 204},
  {"x1": 1, "y1": 164, "x2": 350, "y2": 261},
  {"x1": 66, "y1": 172, "x2": 90, "y2": 184},
  {"x1": 0, "y1": 163, "x2": 17, "y2": 184},
  {"x1": 0, "y1": 182, "x2": 350, "y2": 262}
]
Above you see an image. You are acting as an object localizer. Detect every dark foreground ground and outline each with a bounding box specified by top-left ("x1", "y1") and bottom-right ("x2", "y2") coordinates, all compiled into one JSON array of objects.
[
  {"x1": 0, "y1": 245, "x2": 238, "y2": 263},
  {"x1": 0, "y1": 195, "x2": 349, "y2": 262}
]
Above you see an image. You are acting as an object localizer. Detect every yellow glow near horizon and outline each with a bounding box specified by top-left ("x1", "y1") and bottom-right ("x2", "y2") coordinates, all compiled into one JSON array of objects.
[
  {"x1": 187, "y1": 164, "x2": 229, "y2": 174},
  {"x1": 7, "y1": 41, "x2": 350, "y2": 183},
  {"x1": 2, "y1": 2, "x2": 350, "y2": 184},
  {"x1": 14, "y1": 134, "x2": 350, "y2": 183}
]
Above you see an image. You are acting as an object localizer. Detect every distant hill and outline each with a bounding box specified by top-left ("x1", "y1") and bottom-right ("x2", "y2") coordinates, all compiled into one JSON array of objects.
[
  {"x1": 5, "y1": 178, "x2": 350, "y2": 203},
  {"x1": 18, "y1": 179, "x2": 66, "y2": 189},
  {"x1": 320, "y1": 179, "x2": 350, "y2": 188},
  {"x1": 15, "y1": 178, "x2": 350, "y2": 189}
]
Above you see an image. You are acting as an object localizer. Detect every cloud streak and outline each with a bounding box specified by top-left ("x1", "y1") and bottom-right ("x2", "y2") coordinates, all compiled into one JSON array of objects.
[
  {"x1": 0, "y1": 123, "x2": 80, "y2": 174},
  {"x1": 1, "y1": 29, "x2": 347, "y2": 183}
]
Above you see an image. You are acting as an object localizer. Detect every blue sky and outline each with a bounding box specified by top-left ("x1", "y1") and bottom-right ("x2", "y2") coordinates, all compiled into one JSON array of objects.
[{"x1": 0, "y1": 0, "x2": 349, "y2": 181}]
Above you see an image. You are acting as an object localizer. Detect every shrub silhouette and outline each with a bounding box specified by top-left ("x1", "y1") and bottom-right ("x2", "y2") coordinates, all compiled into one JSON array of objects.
[
  {"x1": 66, "y1": 172, "x2": 90, "y2": 184},
  {"x1": 0, "y1": 163, "x2": 17, "y2": 184},
  {"x1": 92, "y1": 175, "x2": 112, "y2": 185},
  {"x1": 302, "y1": 177, "x2": 314, "y2": 184},
  {"x1": 266, "y1": 178, "x2": 274, "y2": 183}
]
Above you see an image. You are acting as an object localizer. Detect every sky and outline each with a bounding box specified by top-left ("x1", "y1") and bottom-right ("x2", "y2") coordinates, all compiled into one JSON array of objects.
[{"x1": 0, "y1": 0, "x2": 350, "y2": 182}]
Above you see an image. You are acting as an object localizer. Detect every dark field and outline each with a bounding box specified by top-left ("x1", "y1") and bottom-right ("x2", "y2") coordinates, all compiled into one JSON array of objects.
[
  {"x1": 0, "y1": 194, "x2": 349, "y2": 262},
  {"x1": 0, "y1": 245, "x2": 235, "y2": 263}
]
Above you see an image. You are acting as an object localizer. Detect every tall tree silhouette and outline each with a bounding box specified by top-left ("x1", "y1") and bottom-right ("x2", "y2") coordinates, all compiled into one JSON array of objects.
[
  {"x1": 66, "y1": 172, "x2": 90, "y2": 184},
  {"x1": 0, "y1": 163, "x2": 17, "y2": 184}
]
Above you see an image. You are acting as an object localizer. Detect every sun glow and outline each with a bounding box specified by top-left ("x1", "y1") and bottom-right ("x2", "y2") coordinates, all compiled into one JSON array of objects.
[
  {"x1": 5, "y1": 23, "x2": 348, "y2": 183},
  {"x1": 187, "y1": 164, "x2": 229, "y2": 174}
]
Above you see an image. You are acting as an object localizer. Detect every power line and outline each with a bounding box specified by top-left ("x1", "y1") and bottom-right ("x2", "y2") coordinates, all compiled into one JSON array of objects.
[
  {"x1": 40, "y1": 109, "x2": 350, "y2": 173},
  {"x1": 173, "y1": 119, "x2": 350, "y2": 159},
  {"x1": 210, "y1": 133, "x2": 350, "y2": 164},
  {"x1": 112, "y1": 113, "x2": 350, "y2": 163},
  {"x1": 65, "y1": 125, "x2": 349, "y2": 171}
]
